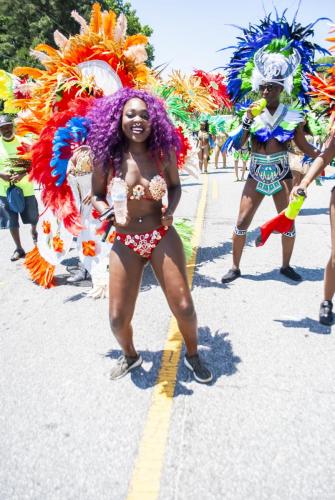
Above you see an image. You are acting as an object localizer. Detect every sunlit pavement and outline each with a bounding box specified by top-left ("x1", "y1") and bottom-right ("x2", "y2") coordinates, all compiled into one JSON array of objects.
[{"x1": 1, "y1": 160, "x2": 334, "y2": 499}]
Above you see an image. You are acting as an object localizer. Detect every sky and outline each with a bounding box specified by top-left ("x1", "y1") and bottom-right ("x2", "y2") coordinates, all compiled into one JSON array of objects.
[{"x1": 130, "y1": 0, "x2": 334, "y2": 74}]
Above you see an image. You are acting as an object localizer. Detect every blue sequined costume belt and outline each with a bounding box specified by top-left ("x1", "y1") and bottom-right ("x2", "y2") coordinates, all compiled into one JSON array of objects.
[{"x1": 249, "y1": 152, "x2": 290, "y2": 196}]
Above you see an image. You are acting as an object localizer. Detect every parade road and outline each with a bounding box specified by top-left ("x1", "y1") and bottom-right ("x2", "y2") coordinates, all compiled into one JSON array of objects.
[{"x1": 1, "y1": 163, "x2": 334, "y2": 500}]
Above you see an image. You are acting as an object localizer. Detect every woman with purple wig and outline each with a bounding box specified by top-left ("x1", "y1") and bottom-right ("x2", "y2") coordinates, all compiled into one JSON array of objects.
[{"x1": 88, "y1": 88, "x2": 213, "y2": 383}]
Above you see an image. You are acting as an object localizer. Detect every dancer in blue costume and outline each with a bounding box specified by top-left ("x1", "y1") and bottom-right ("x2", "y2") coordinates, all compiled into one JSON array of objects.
[{"x1": 221, "y1": 10, "x2": 329, "y2": 283}]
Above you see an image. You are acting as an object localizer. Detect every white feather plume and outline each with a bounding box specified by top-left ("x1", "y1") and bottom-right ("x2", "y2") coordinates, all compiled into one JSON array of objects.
[
  {"x1": 124, "y1": 45, "x2": 148, "y2": 64},
  {"x1": 53, "y1": 30, "x2": 68, "y2": 49},
  {"x1": 29, "y1": 49, "x2": 52, "y2": 64},
  {"x1": 114, "y1": 13, "x2": 127, "y2": 42},
  {"x1": 71, "y1": 10, "x2": 88, "y2": 33}
]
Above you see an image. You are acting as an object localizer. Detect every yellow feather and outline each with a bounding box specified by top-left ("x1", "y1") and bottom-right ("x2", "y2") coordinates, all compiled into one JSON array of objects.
[
  {"x1": 34, "y1": 44, "x2": 60, "y2": 58},
  {"x1": 102, "y1": 11, "x2": 116, "y2": 39},
  {"x1": 124, "y1": 34, "x2": 148, "y2": 49},
  {"x1": 90, "y1": 3, "x2": 102, "y2": 34},
  {"x1": 168, "y1": 70, "x2": 217, "y2": 114},
  {"x1": 13, "y1": 67, "x2": 44, "y2": 79}
]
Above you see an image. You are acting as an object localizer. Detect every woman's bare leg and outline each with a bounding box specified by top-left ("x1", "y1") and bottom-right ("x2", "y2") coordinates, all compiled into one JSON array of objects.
[
  {"x1": 324, "y1": 189, "x2": 335, "y2": 301},
  {"x1": 214, "y1": 145, "x2": 220, "y2": 169},
  {"x1": 203, "y1": 147, "x2": 209, "y2": 173},
  {"x1": 273, "y1": 179, "x2": 295, "y2": 268},
  {"x1": 109, "y1": 241, "x2": 146, "y2": 356},
  {"x1": 222, "y1": 150, "x2": 227, "y2": 168},
  {"x1": 234, "y1": 159, "x2": 239, "y2": 180},
  {"x1": 198, "y1": 149, "x2": 204, "y2": 172},
  {"x1": 240, "y1": 161, "x2": 247, "y2": 181},
  {"x1": 292, "y1": 170, "x2": 303, "y2": 188},
  {"x1": 231, "y1": 179, "x2": 264, "y2": 269},
  {"x1": 150, "y1": 227, "x2": 197, "y2": 355}
]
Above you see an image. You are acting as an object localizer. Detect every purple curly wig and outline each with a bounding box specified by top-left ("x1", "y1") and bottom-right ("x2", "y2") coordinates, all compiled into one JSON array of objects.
[{"x1": 86, "y1": 88, "x2": 181, "y2": 174}]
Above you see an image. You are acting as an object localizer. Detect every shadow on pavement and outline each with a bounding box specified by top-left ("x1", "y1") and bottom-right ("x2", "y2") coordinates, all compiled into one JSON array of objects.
[
  {"x1": 56, "y1": 273, "x2": 92, "y2": 287},
  {"x1": 201, "y1": 170, "x2": 230, "y2": 176},
  {"x1": 181, "y1": 182, "x2": 202, "y2": 187},
  {"x1": 63, "y1": 292, "x2": 88, "y2": 303},
  {"x1": 196, "y1": 241, "x2": 232, "y2": 266},
  {"x1": 300, "y1": 207, "x2": 329, "y2": 216},
  {"x1": 192, "y1": 229, "x2": 260, "y2": 289},
  {"x1": 196, "y1": 227, "x2": 260, "y2": 264},
  {"x1": 104, "y1": 327, "x2": 241, "y2": 397},
  {"x1": 274, "y1": 317, "x2": 333, "y2": 335},
  {"x1": 193, "y1": 273, "x2": 228, "y2": 289},
  {"x1": 242, "y1": 266, "x2": 323, "y2": 284}
]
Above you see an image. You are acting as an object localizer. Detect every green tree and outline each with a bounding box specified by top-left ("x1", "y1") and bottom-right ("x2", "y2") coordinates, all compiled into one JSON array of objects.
[{"x1": 0, "y1": 0, "x2": 154, "y2": 72}]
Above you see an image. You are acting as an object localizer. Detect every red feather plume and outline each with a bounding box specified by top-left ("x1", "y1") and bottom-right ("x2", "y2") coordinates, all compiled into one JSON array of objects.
[
  {"x1": 193, "y1": 69, "x2": 232, "y2": 110},
  {"x1": 30, "y1": 97, "x2": 94, "y2": 235},
  {"x1": 175, "y1": 126, "x2": 191, "y2": 168}
]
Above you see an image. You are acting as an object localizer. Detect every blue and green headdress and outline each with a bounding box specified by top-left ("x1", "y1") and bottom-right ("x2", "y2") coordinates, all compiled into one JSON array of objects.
[{"x1": 223, "y1": 9, "x2": 330, "y2": 105}]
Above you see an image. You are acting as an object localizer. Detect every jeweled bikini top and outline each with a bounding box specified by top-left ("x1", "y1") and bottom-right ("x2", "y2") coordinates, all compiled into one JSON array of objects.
[{"x1": 110, "y1": 174, "x2": 167, "y2": 201}]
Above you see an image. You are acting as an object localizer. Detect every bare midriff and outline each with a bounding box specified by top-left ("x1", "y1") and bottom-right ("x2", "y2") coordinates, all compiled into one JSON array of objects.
[
  {"x1": 117, "y1": 198, "x2": 164, "y2": 234},
  {"x1": 198, "y1": 131, "x2": 210, "y2": 148},
  {"x1": 251, "y1": 136, "x2": 288, "y2": 155},
  {"x1": 215, "y1": 132, "x2": 226, "y2": 147}
]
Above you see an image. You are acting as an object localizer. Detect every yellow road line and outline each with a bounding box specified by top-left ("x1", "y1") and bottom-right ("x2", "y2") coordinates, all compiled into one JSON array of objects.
[
  {"x1": 212, "y1": 178, "x2": 218, "y2": 200},
  {"x1": 127, "y1": 175, "x2": 209, "y2": 500}
]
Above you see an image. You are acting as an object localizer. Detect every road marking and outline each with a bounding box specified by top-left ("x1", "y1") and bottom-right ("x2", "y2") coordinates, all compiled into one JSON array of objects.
[
  {"x1": 212, "y1": 178, "x2": 219, "y2": 200},
  {"x1": 127, "y1": 175, "x2": 209, "y2": 500}
]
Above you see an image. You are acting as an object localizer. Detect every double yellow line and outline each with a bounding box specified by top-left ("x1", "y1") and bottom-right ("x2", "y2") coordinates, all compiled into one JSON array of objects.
[{"x1": 127, "y1": 175, "x2": 209, "y2": 499}]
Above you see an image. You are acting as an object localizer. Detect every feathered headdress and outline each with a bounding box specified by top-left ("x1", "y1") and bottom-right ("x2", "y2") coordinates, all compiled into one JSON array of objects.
[
  {"x1": 167, "y1": 70, "x2": 219, "y2": 114},
  {"x1": 12, "y1": 3, "x2": 151, "y2": 136},
  {"x1": 11, "y1": 3, "x2": 154, "y2": 235},
  {"x1": 308, "y1": 25, "x2": 335, "y2": 131},
  {"x1": 192, "y1": 70, "x2": 232, "y2": 110},
  {"x1": 222, "y1": 9, "x2": 330, "y2": 105}
]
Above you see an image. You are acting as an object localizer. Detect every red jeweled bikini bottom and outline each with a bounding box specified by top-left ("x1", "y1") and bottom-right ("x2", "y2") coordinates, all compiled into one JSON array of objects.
[{"x1": 115, "y1": 226, "x2": 169, "y2": 259}]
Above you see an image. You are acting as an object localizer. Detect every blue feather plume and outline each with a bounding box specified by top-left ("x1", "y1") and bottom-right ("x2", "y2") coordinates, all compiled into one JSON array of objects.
[{"x1": 50, "y1": 117, "x2": 89, "y2": 187}]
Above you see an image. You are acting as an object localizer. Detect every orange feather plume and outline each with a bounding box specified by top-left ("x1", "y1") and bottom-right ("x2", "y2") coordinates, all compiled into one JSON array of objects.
[
  {"x1": 25, "y1": 246, "x2": 55, "y2": 288},
  {"x1": 90, "y1": 3, "x2": 102, "y2": 34},
  {"x1": 308, "y1": 25, "x2": 335, "y2": 131},
  {"x1": 13, "y1": 67, "x2": 43, "y2": 79},
  {"x1": 12, "y1": 3, "x2": 151, "y2": 136}
]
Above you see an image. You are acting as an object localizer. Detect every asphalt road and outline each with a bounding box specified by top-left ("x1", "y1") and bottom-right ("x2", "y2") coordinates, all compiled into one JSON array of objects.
[{"x1": 1, "y1": 160, "x2": 334, "y2": 500}]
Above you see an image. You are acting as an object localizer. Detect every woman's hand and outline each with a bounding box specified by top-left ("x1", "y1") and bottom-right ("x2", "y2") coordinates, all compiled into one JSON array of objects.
[
  {"x1": 161, "y1": 206, "x2": 173, "y2": 227},
  {"x1": 114, "y1": 213, "x2": 131, "y2": 227},
  {"x1": 0, "y1": 172, "x2": 12, "y2": 182},
  {"x1": 10, "y1": 172, "x2": 26, "y2": 183},
  {"x1": 246, "y1": 102, "x2": 259, "y2": 121},
  {"x1": 82, "y1": 192, "x2": 92, "y2": 205},
  {"x1": 290, "y1": 184, "x2": 307, "y2": 202}
]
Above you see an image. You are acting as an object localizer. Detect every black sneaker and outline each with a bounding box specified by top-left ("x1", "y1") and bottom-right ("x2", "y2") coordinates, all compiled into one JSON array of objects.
[
  {"x1": 280, "y1": 266, "x2": 302, "y2": 282},
  {"x1": 221, "y1": 268, "x2": 241, "y2": 283},
  {"x1": 110, "y1": 354, "x2": 143, "y2": 380},
  {"x1": 319, "y1": 300, "x2": 333, "y2": 326},
  {"x1": 184, "y1": 354, "x2": 213, "y2": 384}
]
